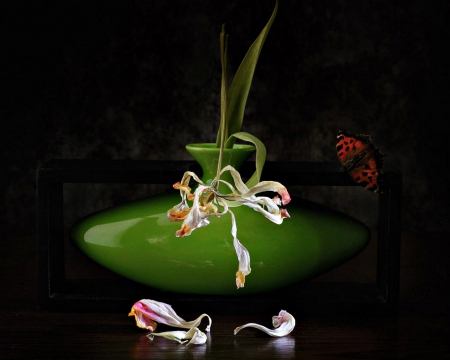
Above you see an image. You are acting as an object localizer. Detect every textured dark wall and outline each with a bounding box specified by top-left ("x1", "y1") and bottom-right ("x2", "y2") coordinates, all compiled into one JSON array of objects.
[
  {"x1": 2, "y1": 0, "x2": 446, "y2": 231},
  {"x1": 1, "y1": 0, "x2": 447, "y2": 303}
]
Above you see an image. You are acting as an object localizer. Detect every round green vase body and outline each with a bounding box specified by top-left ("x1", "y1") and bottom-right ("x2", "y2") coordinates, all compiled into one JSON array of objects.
[{"x1": 71, "y1": 144, "x2": 370, "y2": 295}]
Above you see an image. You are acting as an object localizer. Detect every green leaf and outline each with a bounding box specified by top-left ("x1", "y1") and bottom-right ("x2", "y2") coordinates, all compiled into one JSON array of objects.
[
  {"x1": 223, "y1": 0, "x2": 278, "y2": 148},
  {"x1": 230, "y1": 132, "x2": 266, "y2": 188}
]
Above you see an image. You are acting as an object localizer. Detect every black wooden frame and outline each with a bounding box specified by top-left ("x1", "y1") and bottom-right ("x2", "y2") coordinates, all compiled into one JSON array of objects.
[{"x1": 37, "y1": 160, "x2": 402, "y2": 314}]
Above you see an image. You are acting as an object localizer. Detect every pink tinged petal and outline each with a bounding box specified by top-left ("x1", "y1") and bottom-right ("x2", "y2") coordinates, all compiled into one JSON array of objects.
[
  {"x1": 278, "y1": 187, "x2": 291, "y2": 205},
  {"x1": 129, "y1": 299, "x2": 212, "y2": 332},
  {"x1": 272, "y1": 310, "x2": 292, "y2": 328},
  {"x1": 234, "y1": 310, "x2": 296, "y2": 337},
  {"x1": 280, "y1": 208, "x2": 290, "y2": 219},
  {"x1": 128, "y1": 301, "x2": 157, "y2": 331}
]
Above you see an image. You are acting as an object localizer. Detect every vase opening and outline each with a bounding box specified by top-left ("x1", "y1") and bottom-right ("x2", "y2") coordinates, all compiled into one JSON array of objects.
[{"x1": 185, "y1": 143, "x2": 255, "y2": 193}]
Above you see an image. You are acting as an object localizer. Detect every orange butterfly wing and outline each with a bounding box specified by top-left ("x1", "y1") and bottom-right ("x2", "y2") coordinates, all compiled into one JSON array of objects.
[{"x1": 336, "y1": 130, "x2": 385, "y2": 193}]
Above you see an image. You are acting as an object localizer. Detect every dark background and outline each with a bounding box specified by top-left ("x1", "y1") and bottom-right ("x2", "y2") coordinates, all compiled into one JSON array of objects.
[{"x1": 1, "y1": 0, "x2": 447, "y2": 314}]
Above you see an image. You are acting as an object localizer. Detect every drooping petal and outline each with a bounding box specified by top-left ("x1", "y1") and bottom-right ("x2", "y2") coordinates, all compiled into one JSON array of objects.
[
  {"x1": 167, "y1": 167, "x2": 291, "y2": 289},
  {"x1": 272, "y1": 195, "x2": 281, "y2": 205},
  {"x1": 173, "y1": 171, "x2": 205, "y2": 205},
  {"x1": 167, "y1": 201, "x2": 191, "y2": 222},
  {"x1": 239, "y1": 199, "x2": 285, "y2": 225},
  {"x1": 240, "y1": 180, "x2": 291, "y2": 205},
  {"x1": 148, "y1": 327, "x2": 207, "y2": 346},
  {"x1": 229, "y1": 210, "x2": 251, "y2": 288},
  {"x1": 277, "y1": 187, "x2": 291, "y2": 205},
  {"x1": 179, "y1": 171, "x2": 205, "y2": 187},
  {"x1": 220, "y1": 165, "x2": 249, "y2": 194},
  {"x1": 173, "y1": 181, "x2": 191, "y2": 194},
  {"x1": 280, "y1": 208, "x2": 290, "y2": 219},
  {"x1": 234, "y1": 310, "x2": 295, "y2": 337},
  {"x1": 128, "y1": 299, "x2": 212, "y2": 332},
  {"x1": 175, "y1": 185, "x2": 211, "y2": 237}
]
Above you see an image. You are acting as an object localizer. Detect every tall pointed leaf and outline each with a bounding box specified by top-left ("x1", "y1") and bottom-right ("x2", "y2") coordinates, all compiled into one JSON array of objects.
[{"x1": 224, "y1": 1, "x2": 278, "y2": 148}]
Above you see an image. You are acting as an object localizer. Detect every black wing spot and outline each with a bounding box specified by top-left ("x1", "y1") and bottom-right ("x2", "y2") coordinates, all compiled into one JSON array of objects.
[{"x1": 359, "y1": 180, "x2": 369, "y2": 188}]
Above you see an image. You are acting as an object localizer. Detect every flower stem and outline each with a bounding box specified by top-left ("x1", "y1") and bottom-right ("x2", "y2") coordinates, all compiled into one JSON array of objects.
[{"x1": 215, "y1": 24, "x2": 229, "y2": 185}]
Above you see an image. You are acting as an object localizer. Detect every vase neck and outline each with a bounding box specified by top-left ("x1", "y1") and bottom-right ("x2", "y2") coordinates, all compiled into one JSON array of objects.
[{"x1": 185, "y1": 143, "x2": 255, "y2": 193}]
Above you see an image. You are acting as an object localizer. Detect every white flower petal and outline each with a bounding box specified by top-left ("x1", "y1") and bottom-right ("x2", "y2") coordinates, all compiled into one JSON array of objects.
[
  {"x1": 130, "y1": 299, "x2": 211, "y2": 332},
  {"x1": 167, "y1": 200, "x2": 191, "y2": 222},
  {"x1": 148, "y1": 327, "x2": 207, "y2": 346},
  {"x1": 229, "y1": 210, "x2": 251, "y2": 288},
  {"x1": 234, "y1": 310, "x2": 295, "y2": 337},
  {"x1": 167, "y1": 168, "x2": 291, "y2": 289},
  {"x1": 176, "y1": 185, "x2": 211, "y2": 237},
  {"x1": 184, "y1": 327, "x2": 208, "y2": 346},
  {"x1": 220, "y1": 165, "x2": 249, "y2": 194},
  {"x1": 240, "y1": 200, "x2": 284, "y2": 224},
  {"x1": 180, "y1": 171, "x2": 205, "y2": 187},
  {"x1": 240, "y1": 180, "x2": 291, "y2": 205}
]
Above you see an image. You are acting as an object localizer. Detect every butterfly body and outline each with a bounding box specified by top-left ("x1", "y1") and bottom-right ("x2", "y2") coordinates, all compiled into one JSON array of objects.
[{"x1": 336, "y1": 130, "x2": 385, "y2": 193}]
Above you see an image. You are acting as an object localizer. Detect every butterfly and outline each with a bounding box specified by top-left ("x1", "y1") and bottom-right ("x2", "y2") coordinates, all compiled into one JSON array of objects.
[{"x1": 336, "y1": 129, "x2": 385, "y2": 193}]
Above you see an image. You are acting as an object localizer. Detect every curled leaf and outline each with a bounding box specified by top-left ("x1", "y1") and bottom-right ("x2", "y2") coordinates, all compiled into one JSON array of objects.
[
  {"x1": 234, "y1": 310, "x2": 295, "y2": 337},
  {"x1": 229, "y1": 131, "x2": 266, "y2": 188}
]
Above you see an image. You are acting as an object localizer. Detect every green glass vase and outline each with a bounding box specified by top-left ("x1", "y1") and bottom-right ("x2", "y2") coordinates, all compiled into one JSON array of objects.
[
  {"x1": 185, "y1": 143, "x2": 256, "y2": 193},
  {"x1": 71, "y1": 143, "x2": 370, "y2": 295}
]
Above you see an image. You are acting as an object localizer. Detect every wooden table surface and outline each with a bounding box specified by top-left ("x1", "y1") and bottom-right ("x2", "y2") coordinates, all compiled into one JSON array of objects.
[
  {"x1": 1, "y1": 230, "x2": 447, "y2": 359},
  {"x1": 0, "y1": 303, "x2": 446, "y2": 359}
]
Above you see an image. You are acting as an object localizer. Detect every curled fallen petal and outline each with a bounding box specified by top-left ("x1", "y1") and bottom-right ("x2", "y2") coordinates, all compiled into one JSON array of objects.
[
  {"x1": 148, "y1": 327, "x2": 208, "y2": 346},
  {"x1": 129, "y1": 299, "x2": 211, "y2": 332},
  {"x1": 128, "y1": 302, "x2": 157, "y2": 331},
  {"x1": 234, "y1": 310, "x2": 295, "y2": 337}
]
